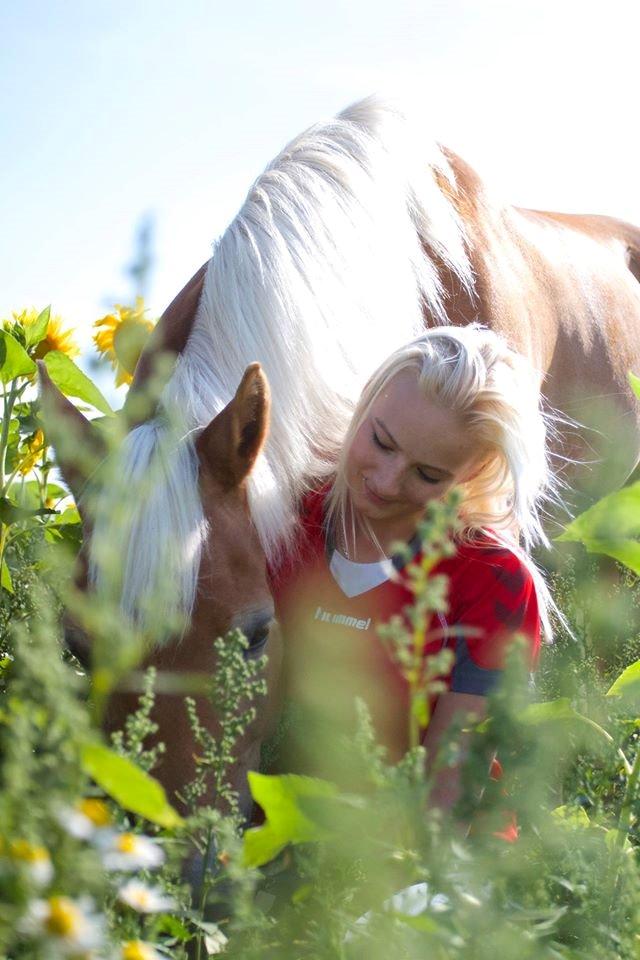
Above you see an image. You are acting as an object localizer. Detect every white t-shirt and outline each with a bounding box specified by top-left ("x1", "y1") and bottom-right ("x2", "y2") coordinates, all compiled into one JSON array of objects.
[{"x1": 329, "y1": 549, "x2": 395, "y2": 598}]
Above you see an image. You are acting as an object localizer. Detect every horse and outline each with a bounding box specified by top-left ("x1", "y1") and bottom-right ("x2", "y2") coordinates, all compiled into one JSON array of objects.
[
  {"x1": 41, "y1": 95, "x2": 640, "y2": 815},
  {"x1": 40, "y1": 359, "x2": 283, "y2": 819}
]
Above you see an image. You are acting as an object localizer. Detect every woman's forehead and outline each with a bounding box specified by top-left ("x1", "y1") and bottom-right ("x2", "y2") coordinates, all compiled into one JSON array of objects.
[{"x1": 370, "y1": 370, "x2": 477, "y2": 468}]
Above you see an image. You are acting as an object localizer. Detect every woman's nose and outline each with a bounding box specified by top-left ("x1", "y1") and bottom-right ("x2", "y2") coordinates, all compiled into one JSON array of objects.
[{"x1": 372, "y1": 458, "x2": 404, "y2": 497}]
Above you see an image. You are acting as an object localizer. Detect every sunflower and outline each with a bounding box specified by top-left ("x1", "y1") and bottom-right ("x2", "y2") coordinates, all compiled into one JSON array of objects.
[
  {"x1": 93, "y1": 297, "x2": 155, "y2": 387},
  {"x1": 11, "y1": 308, "x2": 80, "y2": 360},
  {"x1": 18, "y1": 429, "x2": 46, "y2": 476}
]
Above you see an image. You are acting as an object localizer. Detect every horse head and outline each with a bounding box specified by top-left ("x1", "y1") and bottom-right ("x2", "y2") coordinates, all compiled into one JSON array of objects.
[{"x1": 39, "y1": 314, "x2": 282, "y2": 817}]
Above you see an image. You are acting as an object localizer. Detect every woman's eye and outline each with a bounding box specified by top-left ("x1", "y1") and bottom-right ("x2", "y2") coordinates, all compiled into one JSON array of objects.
[
  {"x1": 417, "y1": 469, "x2": 440, "y2": 485},
  {"x1": 372, "y1": 430, "x2": 391, "y2": 451}
]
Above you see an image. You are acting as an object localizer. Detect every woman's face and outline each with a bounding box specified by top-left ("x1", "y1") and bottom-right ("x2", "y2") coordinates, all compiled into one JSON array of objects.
[{"x1": 345, "y1": 369, "x2": 485, "y2": 535}]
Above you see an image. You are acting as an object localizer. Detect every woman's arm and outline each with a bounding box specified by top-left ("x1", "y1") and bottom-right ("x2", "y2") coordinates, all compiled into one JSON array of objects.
[{"x1": 422, "y1": 691, "x2": 487, "y2": 815}]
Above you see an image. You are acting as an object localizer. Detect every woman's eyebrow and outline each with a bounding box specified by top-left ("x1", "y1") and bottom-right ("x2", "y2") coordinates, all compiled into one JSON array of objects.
[{"x1": 374, "y1": 417, "x2": 453, "y2": 477}]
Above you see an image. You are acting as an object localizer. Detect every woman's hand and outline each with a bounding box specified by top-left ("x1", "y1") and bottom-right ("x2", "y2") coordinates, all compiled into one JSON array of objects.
[{"x1": 422, "y1": 691, "x2": 487, "y2": 817}]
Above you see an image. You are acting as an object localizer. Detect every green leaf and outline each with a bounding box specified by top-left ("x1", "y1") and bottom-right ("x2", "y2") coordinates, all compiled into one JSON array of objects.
[
  {"x1": 520, "y1": 698, "x2": 579, "y2": 723},
  {"x1": 556, "y1": 481, "x2": 640, "y2": 574},
  {"x1": 551, "y1": 804, "x2": 590, "y2": 828},
  {"x1": 155, "y1": 915, "x2": 191, "y2": 941},
  {"x1": 243, "y1": 772, "x2": 338, "y2": 867},
  {"x1": 80, "y1": 741, "x2": 184, "y2": 828},
  {"x1": 0, "y1": 330, "x2": 36, "y2": 383},
  {"x1": 0, "y1": 497, "x2": 55, "y2": 525},
  {"x1": 520, "y1": 698, "x2": 613, "y2": 745},
  {"x1": 629, "y1": 371, "x2": 640, "y2": 402},
  {"x1": 24, "y1": 306, "x2": 50, "y2": 349},
  {"x1": 607, "y1": 659, "x2": 640, "y2": 700},
  {"x1": 10, "y1": 481, "x2": 67, "y2": 511},
  {"x1": 44, "y1": 351, "x2": 114, "y2": 417},
  {"x1": 394, "y1": 913, "x2": 442, "y2": 934},
  {"x1": 1, "y1": 559, "x2": 13, "y2": 594}
]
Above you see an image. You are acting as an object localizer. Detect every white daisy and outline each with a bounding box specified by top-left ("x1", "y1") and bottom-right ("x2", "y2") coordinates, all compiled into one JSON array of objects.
[
  {"x1": 56, "y1": 798, "x2": 112, "y2": 840},
  {"x1": 117, "y1": 880, "x2": 175, "y2": 913},
  {"x1": 7, "y1": 840, "x2": 54, "y2": 888},
  {"x1": 97, "y1": 832, "x2": 165, "y2": 872},
  {"x1": 19, "y1": 895, "x2": 104, "y2": 954}
]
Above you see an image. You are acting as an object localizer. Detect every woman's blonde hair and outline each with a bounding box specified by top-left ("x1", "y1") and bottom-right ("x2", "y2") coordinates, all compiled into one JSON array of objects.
[{"x1": 325, "y1": 324, "x2": 559, "y2": 633}]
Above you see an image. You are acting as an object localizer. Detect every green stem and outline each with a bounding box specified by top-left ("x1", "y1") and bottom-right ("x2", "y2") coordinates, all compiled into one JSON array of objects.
[
  {"x1": 0, "y1": 380, "x2": 27, "y2": 488},
  {"x1": 0, "y1": 388, "x2": 12, "y2": 485},
  {"x1": 0, "y1": 461, "x2": 26, "y2": 500},
  {"x1": 616, "y1": 743, "x2": 640, "y2": 845},
  {"x1": 195, "y1": 825, "x2": 215, "y2": 960},
  {"x1": 0, "y1": 523, "x2": 8, "y2": 580},
  {"x1": 604, "y1": 743, "x2": 636, "y2": 918}
]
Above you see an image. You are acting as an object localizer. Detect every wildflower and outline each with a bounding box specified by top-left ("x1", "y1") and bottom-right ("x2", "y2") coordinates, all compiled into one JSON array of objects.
[
  {"x1": 57, "y1": 798, "x2": 112, "y2": 839},
  {"x1": 8, "y1": 839, "x2": 54, "y2": 887},
  {"x1": 93, "y1": 297, "x2": 155, "y2": 387},
  {"x1": 121, "y1": 941, "x2": 162, "y2": 960},
  {"x1": 18, "y1": 429, "x2": 46, "y2": 476},
  {"x1": 117, "y1": 879, "x2": 175, "y2": 913},
  {"x1": 20, "y1": 895, "x2": 104, "y2": 954},
  {"x1": 204, "y1": 925, "x2": 229, "y2": 954},
  {"x1": 97, "y1": 831, "x2": 165, "y2": 871},
  {"x1": 12, "y1": 307, "x2": 80, "y2": 360}
]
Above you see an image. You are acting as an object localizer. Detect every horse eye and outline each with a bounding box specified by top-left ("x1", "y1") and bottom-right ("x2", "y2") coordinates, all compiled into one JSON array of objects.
[{"x1": 244, "y1": 619, "x2": 272, "y2": 657}]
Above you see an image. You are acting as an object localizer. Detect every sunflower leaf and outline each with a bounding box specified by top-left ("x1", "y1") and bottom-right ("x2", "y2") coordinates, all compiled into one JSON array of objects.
[
  {"x1": 24, "y1": 306, "x2": 51, "y2": 349},
  {"x1": 0, "y1": 330, "x2": 36, "y2": 383},
  {"x1": 43, "y1": 351, "x2": 114, "y2": 416},
  {"x1": 1, "y1": 560, "x2": 14, "y2": 594}
]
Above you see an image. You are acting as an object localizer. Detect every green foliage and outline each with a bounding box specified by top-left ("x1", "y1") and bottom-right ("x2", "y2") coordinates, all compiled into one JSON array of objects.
[
  {"x1": 43, "y1": 349, "x2": 113, "y2": 416},
  {"x1": 80, "y1": 742, "x2": 184, "y2": 829},
  {"x1": 243, "y1": 773, "x2": 338, "y2": 866},
  {"x1": 0, "y1": 330, "x2": 36, "y2": 383},
  {"x1": 557, "y1": 480, "x2": 640, "y2": 574},
  {"x1": 4, "y1": 304, "x2": 640, "y2": 957}
]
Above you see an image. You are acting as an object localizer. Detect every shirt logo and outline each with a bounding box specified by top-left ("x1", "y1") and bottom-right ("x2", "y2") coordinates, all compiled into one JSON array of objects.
[{"x1": 314, "y1": 606, "x2": 371, "y2": 631}]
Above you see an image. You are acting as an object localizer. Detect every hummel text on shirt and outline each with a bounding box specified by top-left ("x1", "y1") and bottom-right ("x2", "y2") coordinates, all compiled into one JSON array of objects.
[{"x1": 314, "y1": 606, "x2": 371, "y2": 631}]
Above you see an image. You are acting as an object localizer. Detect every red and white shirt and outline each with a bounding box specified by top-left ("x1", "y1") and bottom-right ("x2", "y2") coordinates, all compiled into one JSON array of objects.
[{"x1": 269, "y1": 487, "x2": 540, "y2": 760}]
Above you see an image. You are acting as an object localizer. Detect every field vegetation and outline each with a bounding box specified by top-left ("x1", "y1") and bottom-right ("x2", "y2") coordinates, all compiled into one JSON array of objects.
[{"x1": 2, "y1": 304, "x2": 640, "y2": 958}]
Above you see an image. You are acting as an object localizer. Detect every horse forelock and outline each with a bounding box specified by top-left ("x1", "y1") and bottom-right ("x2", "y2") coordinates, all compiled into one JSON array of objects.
[{"x1": 89, "y1": 95, "x2": 473, "y2": 634}]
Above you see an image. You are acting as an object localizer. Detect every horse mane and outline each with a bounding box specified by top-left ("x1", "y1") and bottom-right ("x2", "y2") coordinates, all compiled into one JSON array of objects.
[{"x1": 89, "y1": 95, "x2": 474, "y2": 632}]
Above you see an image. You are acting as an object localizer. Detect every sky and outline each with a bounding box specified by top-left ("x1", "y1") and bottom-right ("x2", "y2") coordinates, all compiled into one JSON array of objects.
[{"x1": 1, "y1": 0, "x2": 639, "y2": 396}]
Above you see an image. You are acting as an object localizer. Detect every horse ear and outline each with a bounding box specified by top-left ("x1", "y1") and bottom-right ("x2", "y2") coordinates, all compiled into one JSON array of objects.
[
  {"x1": 196, "y1": 363, "x2": 271, "y2": 488},
  {"x1": 37, "y1": 360, "x2": 107, "y2": 503}
]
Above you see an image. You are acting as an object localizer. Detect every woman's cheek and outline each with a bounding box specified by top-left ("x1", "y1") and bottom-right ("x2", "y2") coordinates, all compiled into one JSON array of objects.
[{"x1": 346, "y1": 429, "x2": 373, "y2": 479}]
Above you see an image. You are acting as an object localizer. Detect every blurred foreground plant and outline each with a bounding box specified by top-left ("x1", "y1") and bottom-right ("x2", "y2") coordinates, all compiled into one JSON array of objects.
[{"x1": 3, "y1": 308, "x2": 640, "y2": 958}]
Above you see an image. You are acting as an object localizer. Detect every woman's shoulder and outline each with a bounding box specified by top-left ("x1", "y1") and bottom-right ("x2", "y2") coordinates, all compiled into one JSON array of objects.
[
  {"x1": 439, "y1": 530, "x2": 537, "y2": 603},
  {"x1": 453, "y1": 530, "x2": 531, "y2": 570},
  {"x1": 267, "y1": 483, "x2": 331, "y2": 596}
]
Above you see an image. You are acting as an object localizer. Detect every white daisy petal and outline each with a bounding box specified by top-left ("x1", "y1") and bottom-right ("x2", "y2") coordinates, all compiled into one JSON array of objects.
[
  {"x1": 98, "y1": 832, "x2": 165, "y2": 872},
  {"x1": 19, "y1": 895, "x2": 104, "y2": 954},
  {"x1": 117, "y1": 880, "x2": 175, "y2": 914}
]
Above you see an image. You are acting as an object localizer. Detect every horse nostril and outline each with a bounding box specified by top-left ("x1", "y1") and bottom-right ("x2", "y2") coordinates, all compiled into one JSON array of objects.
[{"x1": 64, "y1": 621, "x2": 91, "y2": 668}]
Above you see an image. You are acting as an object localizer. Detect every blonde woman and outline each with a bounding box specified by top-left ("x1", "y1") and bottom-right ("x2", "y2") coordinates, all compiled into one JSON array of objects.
[{"x1": 270, "y1": 325, "x2": 552, "y2": 816}]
